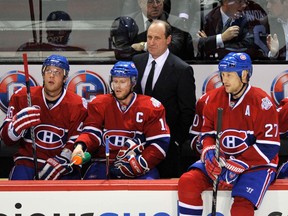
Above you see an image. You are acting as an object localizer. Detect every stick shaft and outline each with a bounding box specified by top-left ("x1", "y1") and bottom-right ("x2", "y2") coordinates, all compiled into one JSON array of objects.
[
  {"x1": 105, "y1": 136, "x2": 110, "y2": 180},
  {"x1": 211, "y1": 107, "x2": 223, "y2": 216},
  {"x1": 23, "y1": 53, "x2": 39, "y2": 180}
]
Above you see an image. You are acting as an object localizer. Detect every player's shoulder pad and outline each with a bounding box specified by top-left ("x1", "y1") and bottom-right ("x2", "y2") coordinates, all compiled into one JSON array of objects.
[
  {"x1": 89, "y1": 94, "x2": 113, "y2": 105},
  {"x1": 138, "y1": 95, "x2": 163, "y2": 109},
  {"x1": 250, "y1": 86, "x2": 276, "y2": 110},
  {"x1": 149, "y1": 97, "x2": 163, "y2": 108}
]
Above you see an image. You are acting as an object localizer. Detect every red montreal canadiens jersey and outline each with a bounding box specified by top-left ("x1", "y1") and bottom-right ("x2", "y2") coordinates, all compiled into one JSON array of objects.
[
  {"x1": 189, "y1": 92, "x2": 210, "y2": 155},
  {"x1": 0, "y1": 86, "x2": 87, "y2": 169},
  {"x1": 202, "y1": 85, "x2": 280, "y2": 169},
  {"x1": 76, "y1": 93, "x2": 170, "y2": 169},
  {"x1": 278, "y1": 98, "x2": 288, "y2": 138}
]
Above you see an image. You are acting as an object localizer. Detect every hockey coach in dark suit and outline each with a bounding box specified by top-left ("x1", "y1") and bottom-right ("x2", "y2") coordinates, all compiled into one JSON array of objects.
[{"x1": 133, "y1": 20, "x2": 196, "y2": 178}]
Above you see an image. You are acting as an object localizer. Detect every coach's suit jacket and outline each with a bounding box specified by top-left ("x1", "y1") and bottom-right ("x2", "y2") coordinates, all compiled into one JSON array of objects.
[
  {"x1": 132, "y1": 52, "x2": 196, "y2": 146},
  {"x1": 198, "y1": 6, "x2": 253, "y2": 60}
]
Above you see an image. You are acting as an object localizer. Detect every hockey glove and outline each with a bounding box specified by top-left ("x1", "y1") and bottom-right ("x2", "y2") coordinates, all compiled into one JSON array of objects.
[
  {"x1": 218, "y1": 158, "x2": 249, "y2": 189},
  {"x1": 111, "y1": 154, "x2": 150, "y2": 179},
  {"x1": 116, "y1": 138, "x2": 144, "y2": 160},
  {"x1": 8, "y1": 106, "x2": 41, "y2": 140},
  {"x1": 201, "y1": 146, "x2": 225, "y2": 181},
  {"x1": 39, "y1": 148, "x2": 73, "y2": 180}
]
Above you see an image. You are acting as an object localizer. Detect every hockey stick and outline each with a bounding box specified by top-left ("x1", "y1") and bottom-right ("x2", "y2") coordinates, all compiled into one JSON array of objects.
[
  {"x1": 23, "y1": 53, "x2": 39, "y2": 180},
  {"x1": 105, "y1": 136, "x2": 110, "y2": 180},
  {"x1": 211, "y1": 107, "x2": 223, "y2": 216}
]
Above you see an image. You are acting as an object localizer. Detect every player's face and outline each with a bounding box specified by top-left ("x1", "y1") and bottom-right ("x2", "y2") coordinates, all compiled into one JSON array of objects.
[
  {"x1": 42, "y1": 66, "x2": 66, "y2": 100},
  {"x1": 221, "y1": 71, "x2": 243, "y2": 95},
  {"x1": 147, "y1": 22, "x2": 171, "y2": 59},
  {"x1": 111, "y1": 77, "x2": 133, "y2": 101}
]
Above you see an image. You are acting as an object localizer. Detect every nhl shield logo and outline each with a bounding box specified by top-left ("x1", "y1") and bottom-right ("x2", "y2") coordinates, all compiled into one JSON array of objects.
[
  {"x1": 202, "y1": 71, "x2": 222, "y2": 94},
  {"x1": 66, "y1": 70, "x2": 108, "y2": 102},
  {"x1": 0, "y1": 70, "x2": 38, "y2": 113},
  {"x1": 270, "y1": 70, "x2": 288, "y2": 106}
]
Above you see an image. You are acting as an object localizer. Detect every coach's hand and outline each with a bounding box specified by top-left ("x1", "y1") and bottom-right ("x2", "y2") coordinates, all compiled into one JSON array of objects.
[{"x1": 8, "y1": 106, "x2": 41, "y2": 139}]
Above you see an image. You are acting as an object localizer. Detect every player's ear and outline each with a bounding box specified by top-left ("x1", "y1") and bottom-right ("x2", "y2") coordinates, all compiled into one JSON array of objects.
[
  {"x1": 242, "y1": 70, "x2": 249, "y2": 83},
  {"x1": 166, "y1": 35, "x2": 172, "y2": 45},
  {"x1": 63, "y1": 77, "x2": 68, "y2": 84}
]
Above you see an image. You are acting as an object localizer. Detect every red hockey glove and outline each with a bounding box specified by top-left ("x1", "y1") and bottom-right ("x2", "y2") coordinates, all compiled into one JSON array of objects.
[
  {"x1": 111, "y1": 155, "x2": 150, "y2": 179},
  {"x1": 218, "y1": 158, "x2": 249, "y2": 189},
  {"x1": 39, "y1": 148, "x2": 73, "y2": 180},
  {"x1": 201, "y1": 146, "x2": 225, "y2": 181},
  {"x1": 9, "y1": 106, "x2": 41, "y2": 139},
  {"x1": 116, "y1": 138, "x2": 144, "y2": 160}
]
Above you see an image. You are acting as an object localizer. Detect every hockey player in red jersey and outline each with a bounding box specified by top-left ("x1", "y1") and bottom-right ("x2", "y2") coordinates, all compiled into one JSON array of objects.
[
  {"x1": 72, "y1": 61, "x2": 170, "y2": 179},
  {"x1": 178, "y1": 52, "x2": 280, "y2": 215},
  {"x1": 189, "y1": 92, "x2": 212, "y2": 158},
  {"x1": 0, "y1": 54, "x2": 87, "y2": 180},
  {"x1": 275, "y1": 98, "x2": 288, "y2": 178}
]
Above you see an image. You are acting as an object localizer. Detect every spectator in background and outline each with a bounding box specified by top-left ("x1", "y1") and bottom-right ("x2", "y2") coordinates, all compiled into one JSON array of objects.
[
  {"x1": 133, "y1": 20, "x2": 196, "y2": 178},
  {"x1": 17, "y1": 11, "x2": 87, "y2": 53},
  {"x1": 266, "y1": 0, "x2": 288, "y2": 61},
  {"x1": 110, "y1": 16, "x2": 139, "y2": 60},
  {"x1": 121, "y1": 0, "x2": 171, "y2": 16},
  {"x1": 243, "y1": 0, "x2": 270, "y2": 58},
  {"x1": 127, "y1": 0, "x2": 194, "y2": 61},
  {"x1": 197, "y1": 0, "x2": 269, "y2": 60},
  {"x1": 0, "y1": 55, "x2": 87, "y2": 180}
]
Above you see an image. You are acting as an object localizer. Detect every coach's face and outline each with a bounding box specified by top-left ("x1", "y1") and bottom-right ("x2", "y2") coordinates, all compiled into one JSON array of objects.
[
  {"x1": 147, "y1": 22, "x2": 171, "y2": 59},
  {"x1": 138, "y1": 0, "x2": 164, "y2": 20}
]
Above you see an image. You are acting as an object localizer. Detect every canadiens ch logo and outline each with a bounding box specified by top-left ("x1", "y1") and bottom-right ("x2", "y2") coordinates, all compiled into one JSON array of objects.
[
  {"x1": 221, "y1": 130, "x2": 248, "y2": 154},
  {"x1": 0, "y1": 70, "x2": 38, "y2": 113},
  {"x1": 270, "y1": 70, "x2": 288, "y2": 106},
  {"x1": 202, "y1": 71, "x2": 222, "y2": 94},
  {"x1": 34, "y1": 124, "x2": 66, "y2": 149},
  {"x1": 66, "y1": 70, "x2": 108, "y2": 102},
  {"x1": 103, "y1": 130, "x2": 136, "y2": 148}
]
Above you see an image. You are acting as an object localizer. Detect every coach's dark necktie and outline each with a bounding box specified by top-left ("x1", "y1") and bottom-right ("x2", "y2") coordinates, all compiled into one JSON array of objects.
[
  {"x1": 145, "y1": 60, "x2": 156, "y2": 96},
  {"x1": 222, "y1": 18, "x2": 232, "y2": 32}
]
